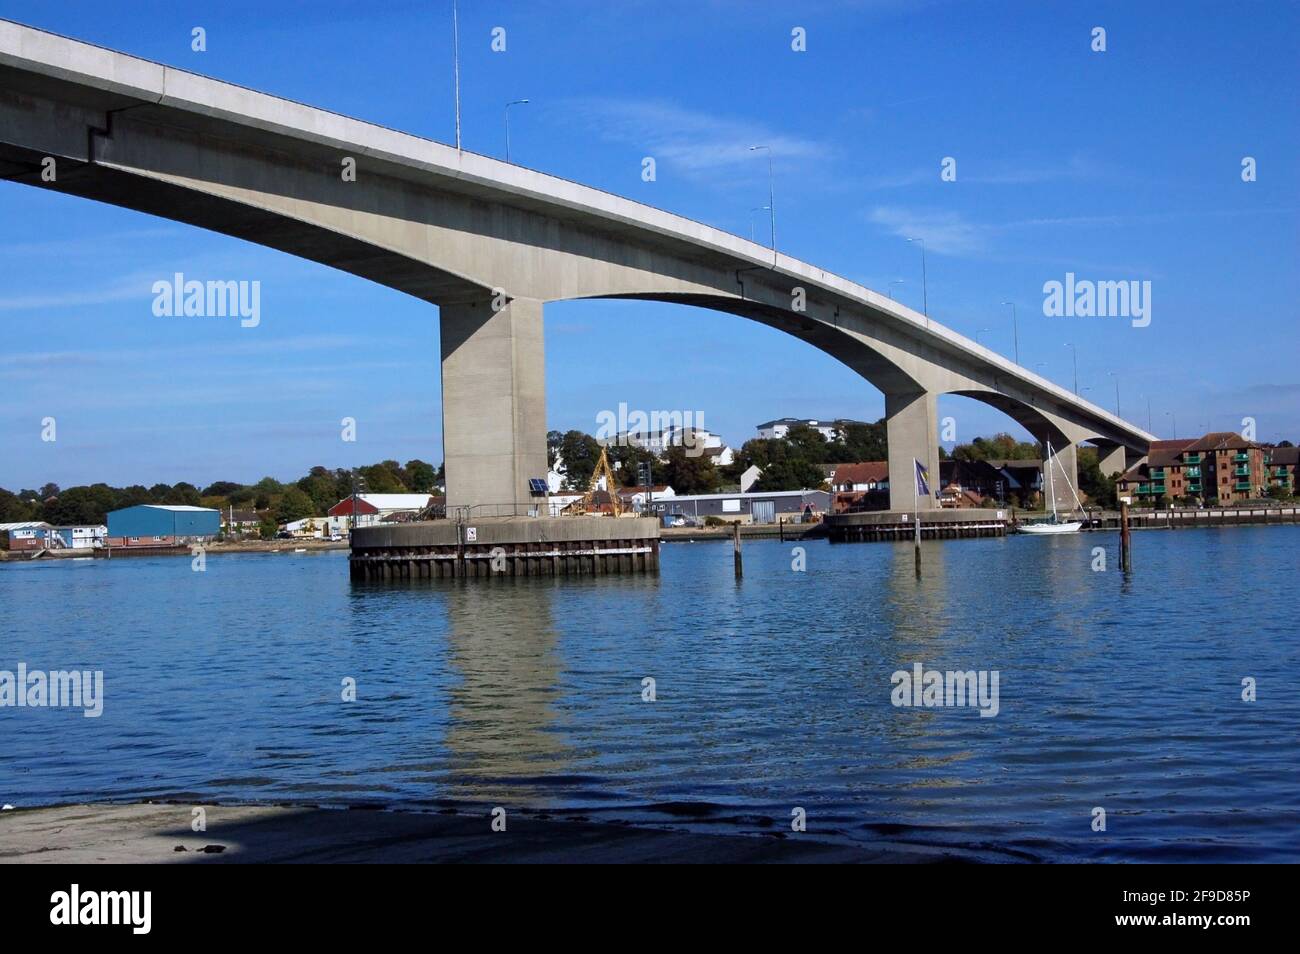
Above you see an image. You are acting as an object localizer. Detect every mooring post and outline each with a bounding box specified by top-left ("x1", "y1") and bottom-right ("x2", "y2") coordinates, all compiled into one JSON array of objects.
[
  {"x1": 456, "y1": 519, "x2": 466, "y2": 578},
  {"x1": 913, "y1": 511, "x2": 921, "y2": 576},
  {"x1": 779, "y1": 517, "x2": 784, "y2": 542},
  {"x1": 733, "y1": 521, "x2": 743, "y2": 579},
  {"x1": 1120, "y1": 500, "x2": 1132, "y2": 573}
]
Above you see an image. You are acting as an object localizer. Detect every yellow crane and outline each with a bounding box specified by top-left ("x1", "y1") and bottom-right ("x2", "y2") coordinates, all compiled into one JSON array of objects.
[{"x1": 574, "y1": 446, "x2": 622, "y2": 516}]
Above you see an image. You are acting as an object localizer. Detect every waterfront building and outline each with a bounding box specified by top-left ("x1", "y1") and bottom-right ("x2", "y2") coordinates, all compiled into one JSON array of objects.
[
  {"x1": 1265, "y1": 445, "x2": 1297, "y2": 495},
  {"x1": 649, "y1": 489, "x2": 830, "y2": 525},
  {"x1": 831, "y1": 461, "x2": 890, "y2": 513},
  {"x1": 49, "y1": 525, "x2": 107, "y2": 549},
  {"x1": 105, "y1": 505, "x2": 221, "y2": 546},
  {"x1": 1117, "y1": 432, "x2": 1268, "y2": 505},
  {"x1": 617, "y1": 484, "x2": 675, "y2": 512},
  {"x1": 0, "y1": 521, "x2": 52, "y2": 551},
  {"x1": 328, "y1": 493, "x2": 435, "y2": 529}
]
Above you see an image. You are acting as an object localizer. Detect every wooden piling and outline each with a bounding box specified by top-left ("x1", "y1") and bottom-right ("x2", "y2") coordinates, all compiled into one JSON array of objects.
[
  {"x1": 913, "y1": 512, "x2": 921, "y2": 576},
  {"x1": 733, "y1": 521, "x2": 743, "y2": 579},
  {"x1": 1120, "y1": 500, "x2": 1132, "y2": 573}
]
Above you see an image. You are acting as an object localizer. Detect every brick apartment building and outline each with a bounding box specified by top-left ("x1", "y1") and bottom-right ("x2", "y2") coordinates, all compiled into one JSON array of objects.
[
  {"x1": 1265, "y1": 445, "x2": 1297, "y2": 495},
  {"x1": 1117, "y1": 432, "x2": 1270, "y2": 505}
]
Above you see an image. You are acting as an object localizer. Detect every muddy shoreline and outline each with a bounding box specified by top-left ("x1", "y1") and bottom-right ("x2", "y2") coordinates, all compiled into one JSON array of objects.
[{"x1": 0, "y1": 801, "x2": 984, "y2": 864}]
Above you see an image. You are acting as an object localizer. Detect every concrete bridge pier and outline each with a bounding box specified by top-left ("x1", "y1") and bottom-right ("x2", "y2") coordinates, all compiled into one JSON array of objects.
[
  {"x1": 1041, "y1": 442, "x2": 1080, "y2": 514},
  {"x1": 886, "y1": 391, "x2": 942, "y2": 511},
  {"x1": 440, "y1": 295, "x2": 548, "y2": 514},
  {"x1": 1094, "y1": 441, "x2": 1144, "y2": 480}
]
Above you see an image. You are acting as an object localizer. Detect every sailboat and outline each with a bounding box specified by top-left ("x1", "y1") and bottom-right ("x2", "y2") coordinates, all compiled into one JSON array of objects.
[{"x1": 1016, "y1": 441, "x2": 1084, "y2": 534}]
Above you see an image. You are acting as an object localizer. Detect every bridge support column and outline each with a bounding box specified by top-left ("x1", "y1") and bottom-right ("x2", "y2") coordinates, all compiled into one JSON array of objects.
[
  {"x1": 887, "y1": 391, "x2": 941, "y2": 511},
  {"x1": 1043, "y1": 443, "x2": 1079, "y2": 515},
  {"x1": 440, "y1": 295, "x2": 547, "y2": 514},
  {"x1": 1096, "y1": 443, "x2": 1127, "y2": 479}
]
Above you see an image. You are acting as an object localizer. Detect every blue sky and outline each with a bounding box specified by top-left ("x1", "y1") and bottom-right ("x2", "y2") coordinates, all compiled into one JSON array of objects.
[{"x1": 1, "y1": 0, "x2": 1296, "y2": 489}]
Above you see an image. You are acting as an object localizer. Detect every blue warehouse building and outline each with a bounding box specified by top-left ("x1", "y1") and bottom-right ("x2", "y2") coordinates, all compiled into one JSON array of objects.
[{"x1": 106, "y1": 505, "x2": 221, "y2": 546}]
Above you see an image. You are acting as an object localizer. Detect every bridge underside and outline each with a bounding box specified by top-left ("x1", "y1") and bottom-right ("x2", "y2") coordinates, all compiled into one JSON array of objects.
[{"x1": 0, "y1": 27, "x2": 1155, "y2": 519}]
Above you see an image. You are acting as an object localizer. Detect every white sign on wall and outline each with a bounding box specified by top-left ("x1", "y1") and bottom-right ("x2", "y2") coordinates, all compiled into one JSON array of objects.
[{"x1": 465, "y1": 527, "x2": 477, "y2": 542}]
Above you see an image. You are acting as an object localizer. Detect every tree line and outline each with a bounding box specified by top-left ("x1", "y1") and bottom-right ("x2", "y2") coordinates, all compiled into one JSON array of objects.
[{"x1": 0, "y1": 459, "x2": 442, "y2": 529}]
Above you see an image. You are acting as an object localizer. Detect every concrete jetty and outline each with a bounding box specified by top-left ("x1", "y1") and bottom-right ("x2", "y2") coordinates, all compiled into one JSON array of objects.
[{"x1": 350, "y1": 516, "x2": 660, "y2": 579}]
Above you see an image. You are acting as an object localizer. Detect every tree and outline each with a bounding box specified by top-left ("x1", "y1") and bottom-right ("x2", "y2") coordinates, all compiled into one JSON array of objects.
[
  {"x1": 1076, "y1": 447, "x2": 1116, "y2": 508},
  {"x1": 164, "y1": 482, "x2": 202, "y2": 506},
  {"x1": 558, "y1": 430, "x2": 602, "y2": 490},
  {"x1": 358, "y1": 462, "x2": 406, "y2": 493},
  {"x1": 783, "y1": 424, "x2": 830, "y2": 464},
  {"x1": 276, "y1": 487, "x2": 316, "y2": 523},
  {"x1": 0, "y1": 487, "x2": 36, "y2": 522},
  {"x1": 202, "y1": 481, "x2": 242, "y2": 497},
  {"x1": 661, "y1": 445, "x2": 721, "y2": 493},
  {"x1": 952, "y1": 433, "x2": 1040, "y2": 462},
  {"x1": 735, "y1": 438, "x2": 826, "y2": 491},
  {"x1": 826, "y1": 420, "x2": 888, "y2": 462},
  {"x1": 405, "y1": 459, "x2": 438, "y2": 493},
  {"x1": 547, "y1": 430, "x2": 565, "y2": 468},
  {"x1": 607, "y1": 443, "x2": 660, "y2": 487},
  {"x1": 298, "y1": 467, "x2": 342, "y2": 514}
]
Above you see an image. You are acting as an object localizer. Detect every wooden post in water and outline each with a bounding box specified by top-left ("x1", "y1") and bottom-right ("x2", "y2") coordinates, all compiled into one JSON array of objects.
[
  {"x1": 1120, "y1": 500, "x2": 1132, "y2": 573},
  {"x1": 779, "y1": 517, "x2": 784, "y2": 542},
  {"x1": 913, "y1": 511, "x2": 922, "y2": 576},
  {"x1": 733, "y1": 521, "x2": 743, "y2": 579}
]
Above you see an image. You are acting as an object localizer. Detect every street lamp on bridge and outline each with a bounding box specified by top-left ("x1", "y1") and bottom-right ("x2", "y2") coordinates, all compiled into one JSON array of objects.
[
  {"x1": 1064, "y1": 342, "x2": 1079, "y2": 395},
  {"x1": 504, "y1": 99, "x2": 529, "y2": 163},
  {"x1": 748, "y1": 145, "x2": 776, "y2": 259},
  {"x1": 1000, "y1": 300, "x2": 1019, "y2": 364},
  {"x1": 906, "y1": 236, "x2": 928, "y2": 317}
]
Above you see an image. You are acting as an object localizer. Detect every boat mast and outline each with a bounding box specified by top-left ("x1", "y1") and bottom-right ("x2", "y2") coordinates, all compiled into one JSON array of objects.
[{"x1": 1046, "y1": 441, "x2": 1058, "y2": 521}]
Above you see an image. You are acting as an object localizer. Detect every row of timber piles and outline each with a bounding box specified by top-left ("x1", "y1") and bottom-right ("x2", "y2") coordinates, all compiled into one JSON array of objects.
[{"x1": 349, "y1": 517, "x2": 661, "y2": 580}]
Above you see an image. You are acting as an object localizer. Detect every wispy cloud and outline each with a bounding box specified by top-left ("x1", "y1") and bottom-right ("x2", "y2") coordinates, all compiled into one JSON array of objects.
[
  {"x1": 559, "y1": 97, "x2": 831, "y2": 182},
  {"x1": 865, "y1": 155, "x2": 1105, "y2": 191},
  {"x1": 869, "y1": 206, "x2": 987, "y2": 256}
]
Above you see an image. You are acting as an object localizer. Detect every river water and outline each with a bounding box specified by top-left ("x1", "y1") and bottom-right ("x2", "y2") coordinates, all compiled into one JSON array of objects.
[{"x1": 2, "y1": 527, "x2": 1297, "y2": 862}]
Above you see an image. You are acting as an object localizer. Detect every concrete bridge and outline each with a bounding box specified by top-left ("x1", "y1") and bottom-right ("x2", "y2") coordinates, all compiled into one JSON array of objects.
[{"x1": 0, "y1": 21, "x2": 1154, "y2": 514}]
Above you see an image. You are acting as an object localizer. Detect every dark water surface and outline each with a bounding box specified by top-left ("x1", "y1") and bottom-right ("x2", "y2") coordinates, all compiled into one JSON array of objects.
[{"x1": 3, "y1": 527, "x2": 1297, "y2": 862}]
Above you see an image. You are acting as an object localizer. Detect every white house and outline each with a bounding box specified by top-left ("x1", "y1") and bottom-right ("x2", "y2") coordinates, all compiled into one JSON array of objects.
[
  {"x1": 756, "y1": 417, "x2": 867, "y2": 441},
  {"x1": 617, "y1": 484, "x2": 675, "y2": 511}
]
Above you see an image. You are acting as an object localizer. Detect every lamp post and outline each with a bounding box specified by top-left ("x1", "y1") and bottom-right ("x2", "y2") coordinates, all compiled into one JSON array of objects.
[
  {"x1": 1000, "y1": 300, "x2": 1019, "y2": 364},
  {"x1": 748, "y1": 145, "x2": 775, "y2": 256},
  {"x1": 749, "y1": 205, "x2": 769, "y2": 243},
  {"x1": 889, "y1": 279, "x2": 905, "y2": 301},
  {"x1": 906, "y1": 237, "x2": 928, "y2": 316},
  {"x1": 504, "y1": 99, "x2": 529, "y2": 163},
  {"x1": 1166, "y1": 411, "x2": 1177, "y2": 439},
  {"x1": 975, "y1": 327, "x2": 992, "y2": 346},
  {"x1": 1064, "y1": 342, "x2": 1078, "y2": 394},
  {"x1": 451, "y1": 0, "x2": 462, "y2": 151},
  {"x1": 1108, "y1": 371, "x2": 1121, "y2": 418},
  {"x1": 349, "y1": 471, "x2": 368, "y2": 536}
]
